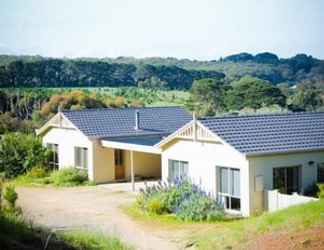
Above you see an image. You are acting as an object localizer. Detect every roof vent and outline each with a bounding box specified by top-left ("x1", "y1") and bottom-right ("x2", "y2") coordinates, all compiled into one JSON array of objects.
[{"x1": 134, "y1": 110, "x2": 140, "y2": 130}]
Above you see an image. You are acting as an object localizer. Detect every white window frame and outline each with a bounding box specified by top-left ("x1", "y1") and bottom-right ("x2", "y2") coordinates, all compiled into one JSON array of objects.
[
  {"x1": 217, "y1": 166, "x2": 241, "y2": 212},
  {"x1": 74, "y1": 147, "x2": 88, "y2": 169},
  {"x1": 168, "y1": 159, "x2": 189, "y2": 181},
  {"x1": 46, "y1": 143, "x2": 59, "y2": 169}
]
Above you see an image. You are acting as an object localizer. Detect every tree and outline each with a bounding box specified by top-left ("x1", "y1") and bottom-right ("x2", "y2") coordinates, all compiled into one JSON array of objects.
[
  {"x1": 224, "y1": 76, "x2": 286, "y2": 111},
  {"x1": 0, "y1": 133, "x2": 49, "y2": 178},
  {"x1": 189, "y1": 78, "x2": 225, "y2": 116},
  {"x1": 289, "y1": 85, "x2": 323, "y2": 111},
  {"x1": 137, "y1": 76, "x2": 168, "y2": 90}
]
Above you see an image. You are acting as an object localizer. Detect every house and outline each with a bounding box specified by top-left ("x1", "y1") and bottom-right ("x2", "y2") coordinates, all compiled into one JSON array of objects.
[
  {"x1": 36, "y1": 107, "x2": 192, "y2": 185},
  {"x1": 157, "y1": 112, "x2": 324, "y2": 216},
  {"x1": 37, "y1": 108, "x2": 324, "y2": 217}
]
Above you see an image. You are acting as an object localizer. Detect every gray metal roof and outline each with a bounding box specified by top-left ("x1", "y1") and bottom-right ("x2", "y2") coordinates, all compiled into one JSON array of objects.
[
  {"x1": 62, "y1": 107, "x2": 191, "y2": 138},
  {"x1": 199, "y1": 112, "x2": 324, "y2": 155}
]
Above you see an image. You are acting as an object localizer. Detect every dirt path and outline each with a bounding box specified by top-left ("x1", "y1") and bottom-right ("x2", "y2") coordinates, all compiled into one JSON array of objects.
[{"x1": 17, "y1": 186, "x2": 187, "y2": 250}]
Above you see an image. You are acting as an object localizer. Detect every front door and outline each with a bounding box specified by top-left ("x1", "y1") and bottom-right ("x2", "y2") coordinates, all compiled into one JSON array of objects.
[
  {"x1": 115, "y1": 149, "x2": 125, "y2": 180},
  {"x1": 273, "y1": 166, "x2": 300, "y2": 194}
]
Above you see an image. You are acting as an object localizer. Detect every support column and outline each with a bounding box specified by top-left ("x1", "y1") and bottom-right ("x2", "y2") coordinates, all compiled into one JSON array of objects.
[{"x1": 130, "y1": 150, "x2": 135, "y2": 191}]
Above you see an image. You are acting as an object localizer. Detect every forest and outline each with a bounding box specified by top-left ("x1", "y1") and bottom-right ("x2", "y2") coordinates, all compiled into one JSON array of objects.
[{"x1": 0, "y1": 52, "x2": 323, "y2": 134}]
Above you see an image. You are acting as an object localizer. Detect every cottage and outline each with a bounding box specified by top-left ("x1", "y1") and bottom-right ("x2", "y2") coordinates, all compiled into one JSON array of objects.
[
  {"x1": 36, "y1": 107, "x2": 191, "y2": 185},
  {"x1": 37, "y1": 108, "x2": 324, "y2": 216}
]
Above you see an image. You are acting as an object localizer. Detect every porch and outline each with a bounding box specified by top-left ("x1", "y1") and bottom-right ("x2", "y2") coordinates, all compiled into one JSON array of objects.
[{"x1": 97, "y1": 134, "x2": 163, "y2": 191}]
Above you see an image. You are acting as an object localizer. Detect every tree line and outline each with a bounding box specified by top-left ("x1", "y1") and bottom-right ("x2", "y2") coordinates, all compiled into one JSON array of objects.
[
  {"x1": 0, "y1": 58, "x2": 224, "y2": 89},
  {"x1": 188, "y1": 76, "x2": 324, "y2": 116}
]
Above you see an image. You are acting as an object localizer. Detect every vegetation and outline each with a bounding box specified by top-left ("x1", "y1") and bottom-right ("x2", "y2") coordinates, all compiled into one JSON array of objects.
[
  {"x1": 188, "y1": 75, "x2": 323, "y2": 116},
  {"x1": 0, "y1": 133, "x2": 49, "y2": 178},
  {"x1": 136, "y1": 180, "x2": 225, "y2": 222},
  {"x1": 0, "y1": 56, "x2": 224, "y2": 89},
  {"x1": 0, "y1": 184, "x2": 130, "y2": 250},
  {"x1": 318, "y1": 184, "x2": 324, "y2": 199},
  {"x1": 13, "y1": 167, "x2": 93, "y2": 187},
  {"x1": 191, "y1": 199, "x2": 324, "y2": 250},
  {"x1": 2, "y1": 185, "x2": 18, "y2": 212},
  {"x1": 47, "y1": 168, "x2": 91, "y2": 187},
  {"x1": 61, "y1": 230, "x2": 132, "y2": 250}
]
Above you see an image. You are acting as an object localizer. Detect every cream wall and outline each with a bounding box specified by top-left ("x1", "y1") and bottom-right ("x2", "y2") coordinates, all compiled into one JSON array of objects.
[
  {"x1": 92, "y1": 140, "x2": 115, "y2": 183},
  {"x1": 248, "y1": 150, "x2": 324, "y2": 214},
  {"x1": 43, "y1": 126, "x2": 162, "y2": 183},
  {"x1": 124, "y1": 151, "x2": 161, "y2": 180},
  {"x1": 161, "y1": 138, "x2": 251, "y2": 216}
]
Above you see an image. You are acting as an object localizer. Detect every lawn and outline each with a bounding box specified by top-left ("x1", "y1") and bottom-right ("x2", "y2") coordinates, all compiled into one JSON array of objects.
[
  {"x1": 125, "y1": 200, "x2": 324, "y2": 250},
  {"x1": 191, "y1": 200, "x2": 324, "y2": 250}
]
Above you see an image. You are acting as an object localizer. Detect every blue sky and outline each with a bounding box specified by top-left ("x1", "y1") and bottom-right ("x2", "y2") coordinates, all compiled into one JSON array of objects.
[{"x1": 0, "y1": 0, "x2": 323, "y2": 60}]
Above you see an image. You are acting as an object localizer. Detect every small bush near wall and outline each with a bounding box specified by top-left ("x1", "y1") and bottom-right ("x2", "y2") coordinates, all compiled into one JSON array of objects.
[
  {"x1": 48, "y1": 167, "x2": 90, "y2": 187},
  {"x1": 318, "y1": 184, "x2": 324, "y2": 199},
  {"x1": 136, "y1": 180, "x2": 225, "y2": 222}
]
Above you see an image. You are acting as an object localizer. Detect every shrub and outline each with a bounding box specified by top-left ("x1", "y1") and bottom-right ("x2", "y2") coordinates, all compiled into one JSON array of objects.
[
  {"x1": 137, "y1": 180, "x2": 225, "y2": 222},
  {"x1": 3, "y1": 185, "x2": 18, "y2": 211},
  {"x1": 176, "y1": 192, "x2": 224, "y2": 222},
  {"x1": 0, "y1": 133, "x2": 50, "y2": 178},
  {"x1": 0, "y1": 178, "x2": 3, "y2": 211},
  {"x1": 318, "y1": 184, "x2": 324, "y2": 199},
  {"x1": 49, "y1": 167, "x2": 89, "y2": 187},
  {"x1": 146, "y1": 193, "x2": 169, "y2": 215},
  {"x1": 25, "y1": 166, "x2": 48, "y2": 178}
]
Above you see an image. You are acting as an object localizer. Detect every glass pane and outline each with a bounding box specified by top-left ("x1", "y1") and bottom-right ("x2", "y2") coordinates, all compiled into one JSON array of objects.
[
  {"x1": 231, "y1": 169, "x2": 240, "y2": 197},
  {"x1": 220, "y1": 168, "x2": 228, "y2": 194},
  {"x1": 168, "y1": 160, "x2": 175, "y2": 181},
  {"x1": 83, "y1": 148, "x2": 88, "y2": 169},
  {"x1": 180, "y1": 161, "x2": 189, "y2": 178},
  {"x1": 273, "y1": 168, "x2": 286, "y2": 193},
  {"x1": 230, "y1": 197, "x2": 241, "y2": 210},
  {"x1": 318, "y1": 164, "x2": 324, "y2": 183},
  {"x1": 287, "y1": 167, "x2": 299, "y2": 194}
]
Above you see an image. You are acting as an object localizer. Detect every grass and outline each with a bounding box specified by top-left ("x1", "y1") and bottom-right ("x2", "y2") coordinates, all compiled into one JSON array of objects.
[
  {"x1": 10, "y1": 168, "x2": 95, "y2": 187},
  {"x1": 124, "y1": 203, "x2": 184, "y2": 228},
  {"x1": 60, "y1": 230, "x2": 133, "y2": 250},
  {"x1": 0, "y1": 211, "x2": 132, "y2": 250},
  {"x1": 124, "y1": 199, "x2": 324, "y2": 250},
  {"x1": 192, "y1": 199, "x2": 324, "y2": 250}
]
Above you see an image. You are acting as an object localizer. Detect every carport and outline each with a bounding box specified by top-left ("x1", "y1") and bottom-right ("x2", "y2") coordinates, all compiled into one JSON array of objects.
[{"x1": 101, "y1": 134, "x2": 163, "y2": 191}]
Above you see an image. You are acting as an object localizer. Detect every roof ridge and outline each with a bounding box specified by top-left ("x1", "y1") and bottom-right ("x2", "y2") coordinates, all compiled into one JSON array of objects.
[
  {"x1": 62, "y1": 106, "x2": 184, "y2": 113},
  {"x1": 198, "y1": 111, "x2": 324, "y2": 121}
]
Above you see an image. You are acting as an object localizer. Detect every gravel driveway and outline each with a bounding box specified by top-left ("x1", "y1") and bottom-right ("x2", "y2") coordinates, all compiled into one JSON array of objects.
[{"x1": 17, "y1": 186, "x2": 186, "y2": 250}]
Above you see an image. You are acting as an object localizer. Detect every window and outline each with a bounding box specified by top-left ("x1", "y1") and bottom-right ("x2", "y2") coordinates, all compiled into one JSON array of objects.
[
  {"x1": 46, "y1": 143, "x2": 59, "y2": 169},
  {"x1": 318, "y1": 163, "x2": 324, "y2": 183},
  {"x1": 218, "y1": 167, "x2": 240, "y2": 211},
  {"x1": 115, "y1": 149, "x2": 123, "y2": 166},
  {"x1": 168, "y1": 159, "x2": 188, "y2": 181},
  {"x1": 74, "y1": 147, "x2": 88, "y2": 169},
  {"x1": 273, "y1": 166, "x2": 300, "y2": 194}
]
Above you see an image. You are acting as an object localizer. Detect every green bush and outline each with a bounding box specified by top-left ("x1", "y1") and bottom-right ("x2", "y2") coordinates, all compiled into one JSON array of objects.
[
  {"x1": 176, "y1": 192, "x2": 224, "y2": 222},
  {"x1": 25, "y1": 166, "x2": 48, "y2": 178},
  {"x1": 3, "y1": 185, "x2": 18, "y2": 211},
  {"x1": 318, "y1": 184, "x2": 324, "y2": 199},
  {"x1": 0, "y1": 179, "x2": 3, "y2": 211},
  {"x1": 0, "y1": 133, "x2": 50, "y2": 178},
  {"x1": 49, "y1": 167, "x2": 89, "y2": 187},
  {"x1": 146, "y1": 193, "x2": 169, "y2": 215},
  {"x1": 137, "y1": 180, "x2": 225, "y2": 222}
]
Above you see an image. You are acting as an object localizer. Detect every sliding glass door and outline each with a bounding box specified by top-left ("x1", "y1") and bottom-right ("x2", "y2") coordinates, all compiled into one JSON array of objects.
[
  {"x1": 218, "y1": 167, "x2": 241, "y2": 211},
  {"x1": 273, "y1": 166, "x2": 300, "y2": 194}
]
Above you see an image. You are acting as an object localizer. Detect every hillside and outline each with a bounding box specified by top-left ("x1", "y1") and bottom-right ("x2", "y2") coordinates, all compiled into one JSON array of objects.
[{"x1": 0, "y1": 52, "x2": 324, "y2": 89}]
